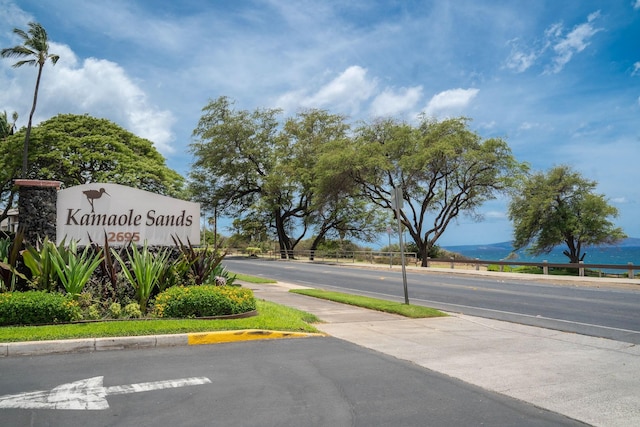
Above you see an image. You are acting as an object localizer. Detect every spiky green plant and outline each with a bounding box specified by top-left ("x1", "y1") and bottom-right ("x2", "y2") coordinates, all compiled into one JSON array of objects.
[
  {"x1": 50, "y1": 241, "x2": 103, "y2": 300},
  {"x1": 22, "y1": 237, "x2": 60, "y2": 292},
  {"x1": 172, "y1": 236, "x2": 226, "y2": 285},
  {"x1": 0, "y1": 230, "x2": 27, "y2": 292},
  {"x1": 112, "y1": 243, "x2": 169, "y2": 314}
]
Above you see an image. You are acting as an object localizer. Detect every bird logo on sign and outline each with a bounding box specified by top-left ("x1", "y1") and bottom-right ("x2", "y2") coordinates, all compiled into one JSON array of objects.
[{"x1": 83, "y1": 188, "x2": 110, "y2": 213}]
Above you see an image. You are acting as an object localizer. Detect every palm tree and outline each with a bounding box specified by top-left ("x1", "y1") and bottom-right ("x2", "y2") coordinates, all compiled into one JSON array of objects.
[
  {"x1": 0, "y1": 111, "x2": 18, "y2": 140},
  {"x1": 1, "y1": 22, "x2": 59, "y2": 178}
]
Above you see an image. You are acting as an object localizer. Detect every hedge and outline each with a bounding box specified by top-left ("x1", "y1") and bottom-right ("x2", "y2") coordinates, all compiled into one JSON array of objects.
[
  {"x1": 153, "y1": 285, "x2": 256, "y2": 318},
  {"x1": 0, "y1": 291, "x2": 82, "y2": 326}
]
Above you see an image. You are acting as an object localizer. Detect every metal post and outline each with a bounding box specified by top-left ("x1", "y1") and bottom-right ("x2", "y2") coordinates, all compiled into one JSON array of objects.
[
  {"x1": 393, "y1": 187, "x2": 409, "y2": 304},
  {"x1": 387, "y1": 226, "x2": 392, "y2": 269}
]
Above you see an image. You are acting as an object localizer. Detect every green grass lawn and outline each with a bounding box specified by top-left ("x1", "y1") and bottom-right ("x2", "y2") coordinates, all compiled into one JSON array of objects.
[
  {"x1": 0, "y1": 300, "x2": 319, "y2": 343},
  {"x1": 0, "y1": 272, "x2": 447, "y2": 343},
  {"x1": 290, "y1": 289, "x2": 447, "y2": 318},
  {"x1": 231, "y1": 272, "x2": 277, "y2": 283}
]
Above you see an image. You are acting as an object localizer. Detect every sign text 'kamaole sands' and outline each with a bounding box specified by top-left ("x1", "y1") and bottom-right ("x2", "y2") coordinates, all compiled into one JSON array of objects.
[{"x1": 56, "y1": 183, "x2": 200, "y2": 246}]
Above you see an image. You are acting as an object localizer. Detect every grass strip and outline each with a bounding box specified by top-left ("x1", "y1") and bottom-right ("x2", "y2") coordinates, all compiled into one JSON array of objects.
[
  {"x1": 290, "y1": 289, "x2": 447, "y2": 318},
  {"x1": 231, "y1": 272, "x2": 277, "y2": 283},
  {"x1": 0, "y1": 300, "x2": 319, "y2": 343}
]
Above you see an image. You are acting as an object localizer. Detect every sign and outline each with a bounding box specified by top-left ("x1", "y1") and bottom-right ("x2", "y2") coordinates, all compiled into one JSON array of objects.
[
  {"x1": 56, "y1": 183, "x2": 200, "y2": 246},
  {"x1": 391, "y1": 187, "x2": 403, "y2": 210},
  {"x1": 0, "y1": 376, "x2": 211, "y2": 410}
]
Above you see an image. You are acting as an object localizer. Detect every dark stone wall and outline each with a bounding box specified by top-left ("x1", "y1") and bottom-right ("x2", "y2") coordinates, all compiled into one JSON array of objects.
[{"x1": 16, "y1": 181, "x2": 60, "y2": 245}]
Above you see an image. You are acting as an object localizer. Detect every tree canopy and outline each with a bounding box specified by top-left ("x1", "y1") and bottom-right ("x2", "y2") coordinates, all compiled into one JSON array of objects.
[
  {"x1": 0, "y1": 114, "x2": 185, "y2": 223},
  {"x1": 508, "y1": 165, "x2": 626, "y2": 263},
  {"x1": 189, "y1": 97, "x2": 383, "y2": 258},
  {"x1": 319, "y1": 116, "x2": 528, "y2": 266}
]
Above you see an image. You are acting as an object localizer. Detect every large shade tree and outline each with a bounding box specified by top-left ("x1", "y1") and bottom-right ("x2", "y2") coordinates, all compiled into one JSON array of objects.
[
  {"x1": 189, "y1": 97, "x2": 289, "y2": 254},
  {"x1": 1, "y1": 22, "x2": 59, "y2": 177},
  {"x1": 0, "y1": 114, "x2": 185, "y2": 224},
  {"x1": 322, "y1": 116, "x2": 527, "y2": 266},
  {"x1": 508, "y1": 165, "x2": 626, "y2": 263},
  {"x1": 189, "y1": 97, "x2": 382, "y2": 258},
  {"x1": 278, "y1": 109, "x2": 385, "y2": 257}
]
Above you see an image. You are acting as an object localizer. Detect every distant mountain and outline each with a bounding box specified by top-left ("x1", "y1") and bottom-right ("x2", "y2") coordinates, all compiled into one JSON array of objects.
[{"x1": 606, "y1": 237, "x2": 640, "y2": 247}]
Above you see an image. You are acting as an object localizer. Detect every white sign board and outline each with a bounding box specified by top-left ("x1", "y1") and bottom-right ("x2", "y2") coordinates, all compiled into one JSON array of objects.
[{"x1": 57, "y1": 183, "x2": 200, "y2": 246}]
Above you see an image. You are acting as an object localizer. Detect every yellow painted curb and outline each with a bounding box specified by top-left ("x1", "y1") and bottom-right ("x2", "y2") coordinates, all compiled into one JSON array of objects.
[{"x1": 187, "y1": 330, "x2": 326, "y2": 345}]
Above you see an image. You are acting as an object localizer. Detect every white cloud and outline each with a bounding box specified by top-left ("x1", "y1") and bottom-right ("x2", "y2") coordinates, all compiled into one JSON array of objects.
[
  {"x1": 369, "y1": 86, "x2": 423, "y2": 117},
  {"x1": 612, "y1": 197, "x2": 628, "y2": 204},
  {"x1": 519, "y1": 122, "x2": 539, "y2": 130},
  {"x1": 633, "y1": 62, "x2": 640, "y2": 76},
  {"x1": 1, "y1": 42, "x2": 176, "y2": 154},
  {"x1": 547, "y1": 11, "x2": 602, "y2": 74},
  {"x1": 505, "y1": 48, "x2": 539, "y2": 73},
  {"x1": 276, "y1": 66, "x2": 377, "y2": 115},
  {"x1": 635, "y1": 1, "x2": 640, "y2": 11},
  {"x1": 423, "y1": 88, "x2": 479, "y2": 117},
  {"x1": 304, "y1": 66, "x2": 377, "y2": 111},
  {"x1": 505, "y1": 11, "x2": 602, "y2": 74},
  {"x1": 485, "y1": 210, "x2": 507, "y2": 220}
]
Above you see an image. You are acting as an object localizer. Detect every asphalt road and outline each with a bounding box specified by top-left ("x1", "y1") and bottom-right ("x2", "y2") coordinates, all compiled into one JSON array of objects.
[
  {"x1": 224, "y1": 257, "x2": 640, "y2": 343},
  {"x1": 0, "y1": 338, "x2": 587, "y2": 426}
]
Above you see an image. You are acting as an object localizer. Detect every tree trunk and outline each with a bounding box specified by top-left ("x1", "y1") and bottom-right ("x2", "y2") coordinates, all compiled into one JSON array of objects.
[
  {"x1": 309, "y1": 235, "x2": 325, "y2": 261},
  {"x1": 420, "y1": 242, "x2": 429, "y2": 267},
  {"x1": 23, "y1": 63, "x2": 44, "y2": 178},
  {"x1": 274, "y1": 210, "x2": 293, "y2": 259}
]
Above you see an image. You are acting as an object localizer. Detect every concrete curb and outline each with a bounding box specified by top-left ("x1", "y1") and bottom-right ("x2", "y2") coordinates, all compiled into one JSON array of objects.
[
  {"x1": 1, "y1": 330, "x2": 325, "y2": 358},
  {"x1": 187, "y1": 330, "x2": 325, "y2": 345}
]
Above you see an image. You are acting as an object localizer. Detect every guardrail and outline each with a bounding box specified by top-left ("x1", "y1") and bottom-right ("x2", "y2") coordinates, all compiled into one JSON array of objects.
[
  {"x1": 424, "y1": 257, "x2": 637, "y2": 278},
  {"x1": 226, "y1": 248, "x2": 638, "y2": 279}
]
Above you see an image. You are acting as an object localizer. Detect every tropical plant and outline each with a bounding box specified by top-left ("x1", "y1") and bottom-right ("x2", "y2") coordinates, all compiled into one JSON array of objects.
[
  {"x1": 172, "y1": 236, "x2": 226, "y2": 285},
  {"x1": 90, "y1": 233, "x2": 129, "y2": 301},
  {"x1": 1, "y1": 22, "x2": 60, "y2": 177},
  {"x1": 0, "y1": 110, "x2": 18, "y2": 140},
  {"x1": 208, "y1": 263, "x2": 237, "y2": 287},
  {"x1": 50, "y1": 241, "x2": 104, "y2": 300},
  {"x1": 0, "y1": 230, "x2": 27, "y2": 292},
  {"x1": 22, "y1": 237, "x2": 60, "y2": 292},
  {"x1": 112, "y1": 243, "x2": 170, "y2": 314}
]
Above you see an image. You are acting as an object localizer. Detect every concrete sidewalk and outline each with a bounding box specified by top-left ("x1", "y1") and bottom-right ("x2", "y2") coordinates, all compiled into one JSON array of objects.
[{"x1": 251, "y1": 281, "x2": 640, "y2": 427}]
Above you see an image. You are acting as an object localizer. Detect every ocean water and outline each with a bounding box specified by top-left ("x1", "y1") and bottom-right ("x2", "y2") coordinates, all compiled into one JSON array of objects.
[{"x1": 444, "y1": 245, "x2": 640, "y2": 267}]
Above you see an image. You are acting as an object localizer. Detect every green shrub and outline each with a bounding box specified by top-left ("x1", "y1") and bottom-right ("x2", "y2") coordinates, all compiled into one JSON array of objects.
[
  {"x1": 108, "y1": 302, "x2": 122, "y2": 318},
  {"x1": 123, "y1": 302, "x2": 142, "y2": 319},
  {"x1": 85, "y1": 304, "x2": 102, "y2": 320},
  {"x1": 0, "y1": 291, "x2": 82, "y2": 326},
  {"x1": 153, "y1": 285, "x2": 256, "y2": 318}
]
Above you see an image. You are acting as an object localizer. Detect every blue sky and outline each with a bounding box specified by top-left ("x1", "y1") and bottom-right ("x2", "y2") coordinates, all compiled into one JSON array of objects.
[{"x1": 2, "y1": 0, "x2": 640, "y2": 246}]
